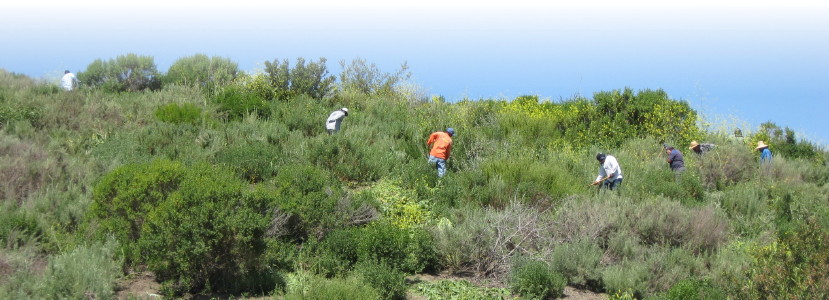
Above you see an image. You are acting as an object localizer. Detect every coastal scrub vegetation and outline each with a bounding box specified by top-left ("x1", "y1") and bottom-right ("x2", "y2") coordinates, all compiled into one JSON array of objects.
[{"x1": 0, "y1": 54, "x2": 827, "y2": 299}]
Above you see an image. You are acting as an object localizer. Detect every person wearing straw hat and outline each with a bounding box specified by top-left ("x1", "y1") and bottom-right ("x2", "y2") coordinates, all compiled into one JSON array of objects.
[
  {"x1": 756, "y1": 141, "x2": 772, "y2": 164},
  {"x1": 325, "y1": 107, "x2": 349, "y2": 134},
  {"x1": 689, "y1": 140, "x2": 716, "y2": 155},
  {"x1": 427, "y1": 128, "x2": 455, "y2": 177}
]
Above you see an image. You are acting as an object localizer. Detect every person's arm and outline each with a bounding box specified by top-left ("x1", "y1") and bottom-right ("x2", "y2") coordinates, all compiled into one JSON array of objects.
[{"x1": 426, "y1": 133, "x2": 436, "y2": 146}]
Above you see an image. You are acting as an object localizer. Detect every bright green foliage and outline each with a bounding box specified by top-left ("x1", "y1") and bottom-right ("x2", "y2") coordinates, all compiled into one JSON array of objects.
[
  {"x1": 742, "y1": 218, "x2": 829, "y2": 299},
  {"x1": 353, "y1": 260, "x2": 408, "y2": 300},
  {"x1": 509, "y1": 259, "x2": 566, "y2": 299},
  {"x1": 154, "y1": 102, "x2": 202, "y2": 125},
  {"x1": 263, "y1": 57, "x2": 335, "y2": 100},
  {"x1": 339, "y1": 58, "x2": 411, "y2": 95},
  {"x1": 212, "y1": 85, "x2": 269, "y2": 121},
  {"x1": 320, "y1": 223, "x2": 438, "y2": 274},
  {"x1": 415, "y1": 279, "x2": 512, "y2": 300},
  {"x1": 357, "y1": 179, "x2": 433, "y2": 229},
  {"x1": 91, "y1": 160, "x2": 277, "y2": 295},
  {"x1": 664, "y1": 278, "x2": 725, "y2": 300},
  {"x1": 213, "y1": 140, "x2": 280, "y2": 183},
  {"x1": 90, "y1": 159, "x2": 185, "y2": 261},
  {"x1": 78, "y1": 53, "x2": 161, "y2": 92},
  {"x1": 284, "y1": 274, "x2": 380, "y2": 300},
  {"x1": 164, "y1": 54, "x2": 239, "y2": 90},
  {"x1": 273, "y1": 164, "x2": 344, "y2": 237}
]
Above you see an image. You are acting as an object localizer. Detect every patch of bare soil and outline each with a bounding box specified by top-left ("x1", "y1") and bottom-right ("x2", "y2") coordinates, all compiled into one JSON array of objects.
[
  {"x1": 0, "y1": 257, "x2": 13, "y2": 285},
  {"x1": 407, "y1": 271, "x2": 607, "y2": 299},
  {"x1": 116, "y1": 272, "x2": 161, "y2": 299}
]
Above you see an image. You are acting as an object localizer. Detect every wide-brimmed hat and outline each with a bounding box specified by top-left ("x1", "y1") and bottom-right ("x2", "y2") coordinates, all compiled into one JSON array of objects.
[
  {"x1": 755, "y1": 141, "x2": 769, "y2": 150},
  {"x1": 689, "y1": 141, "x2": 700, "y2": 150}
]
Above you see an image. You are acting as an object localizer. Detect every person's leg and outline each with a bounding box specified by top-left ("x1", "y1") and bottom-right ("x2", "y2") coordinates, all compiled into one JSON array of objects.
[{"x1": 436, "y1": 158, "x2": 447, "y2": 177}]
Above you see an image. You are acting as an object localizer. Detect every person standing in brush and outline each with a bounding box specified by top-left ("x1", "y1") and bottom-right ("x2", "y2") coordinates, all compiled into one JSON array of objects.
[
  {"x1": 756, "y1": 141, "x2": 772, "y2": 164},
  {"x1": 325, "y1": 107, "x2": 349, "y2": 134},
  {"x1": 665, "y1": 145, "x2": 685, "y2": 173},
  {"x1": 591, "y1": 153, "x2": 623, "y2": 190},
  {"x1": 426, "y1": 128, "x2": 454, "y2": 177},
  {"x1": 60, "y1": 70, "x2": 78, "y2": 91}
]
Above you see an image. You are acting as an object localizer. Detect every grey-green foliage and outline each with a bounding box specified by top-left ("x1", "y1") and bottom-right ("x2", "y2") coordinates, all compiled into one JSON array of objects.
[
  {"x1": 164, "y1": 54, "x2": 239, "y2": 89},
  {"x1": 39, "y1": 237, "x2": 123, "y2": 300},
  {"x1": 78, "y1": 53, "x2": 161, "y2": 92},
  {"x1": 551, "y1": 239, "x2": 603, "y2": 287},
  {"x1": 339, "y1": 58, "x2": 411, "y2": 95},
  {"x1": 263, "y1": 57, "x2": 335, "y2": 100}
]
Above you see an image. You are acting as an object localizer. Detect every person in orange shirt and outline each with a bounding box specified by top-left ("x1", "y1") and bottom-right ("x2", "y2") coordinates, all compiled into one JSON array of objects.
[{"x1": 427, "y1": 128, "x2": 455, "y2": 177}]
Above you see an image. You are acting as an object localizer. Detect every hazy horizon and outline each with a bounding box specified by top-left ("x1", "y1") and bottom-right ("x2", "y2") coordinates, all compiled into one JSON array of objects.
[{"x1": 2, "y1": 0, "x2": 827, "y2": 145}]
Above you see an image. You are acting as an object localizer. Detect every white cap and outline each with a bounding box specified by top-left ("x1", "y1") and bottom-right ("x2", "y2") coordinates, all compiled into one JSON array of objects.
[{"x1": 341, "y1": 107, "x2": 349, "y2": 113}]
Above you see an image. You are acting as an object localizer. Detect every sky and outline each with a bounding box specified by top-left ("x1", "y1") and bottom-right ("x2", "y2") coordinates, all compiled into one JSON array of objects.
[{"x1": 1, "y1": 0, "x2": 827, "y2": 145}]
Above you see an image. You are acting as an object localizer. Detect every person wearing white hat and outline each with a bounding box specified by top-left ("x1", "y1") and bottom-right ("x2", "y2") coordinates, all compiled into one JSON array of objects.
[
  {"x1": 756, "y1": 141, "x2": 772, "y2": 164},
  {"x1": 325, "y1": 107, "x2": 349, "y2": 134}
]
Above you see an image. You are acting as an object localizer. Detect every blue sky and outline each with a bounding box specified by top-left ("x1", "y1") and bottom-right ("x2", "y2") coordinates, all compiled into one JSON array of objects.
[{"x1": 1, "y1": 1, "x2": 827, "y2": 145}]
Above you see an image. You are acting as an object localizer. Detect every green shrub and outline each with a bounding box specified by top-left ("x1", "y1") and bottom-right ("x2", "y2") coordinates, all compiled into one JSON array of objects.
[
  {"x1": 137, "y1": 163, "x2": 273, "y2": 294},
  {"x1": 213, "y1": 86, "x2": 269, "y2": 121},
  {"x1": 309, "y1": 133, "x2": 380, "y2": 182},
  {"x1": 353, "y1": 260, "x2": 407, "y2": 300},
  {"x1": 78, "y1": 53, "x2": 161, "y2": 92},
  {"x1": 551, "y1": 239, "x2": 603, "y2": 288},
  {"x1": 154, "y1": 103, "x2": 202, "y2": 125},
  {"x1": 0, "y1": 206, "x2": 43, "y2": 249},
  {"x1": 509, "y1": 259, "x2": 566, "y2": 299},
  {"x1": 601, "y1": 261, "x2": 649, "y2": 298},
  {"x1": 415, "y1": 279, "x2": 512, "y2": 300},
  {"x1": 164, "y1": 54, "x2": 239, "y2": 90},
  {"x1": 284, "y1": 275, "x2": 380, "y2": 300},
  {"x1": 90, "y1": 159, "x2": 185, "y2": 261},
  {"x1": 214, "y1": 140, "x2": 280, "y2": 183},
  {"x1": 273, "y1": 164, "x2": 343, "y2": 238},
  {"x1": 664, "y1": 278, "x2": 725, "y2": 300}
]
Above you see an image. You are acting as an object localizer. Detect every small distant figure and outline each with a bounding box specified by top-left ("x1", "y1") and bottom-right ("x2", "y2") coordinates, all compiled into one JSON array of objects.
[
  {"x1": 756, "y1": 141, "x2": 772, "y2": 164},
  {"x1": 665, "y1": 145, "x2": 685, "y2": 173},
  {"x1": 325, "y1": 107, "x2": 349, "y2": 134},
  {"x1": 426, "y1": 128, "x2": 454, "y2": 177},
  {"x1": 591, "y1": 153, "x2": 623, "y2": 190},
  {"x1": 61, "y1": 70, "x2": 78, "y2": 91},
  {"x1": 688, "y1": 140, "x2": 716, "y2": 155}
]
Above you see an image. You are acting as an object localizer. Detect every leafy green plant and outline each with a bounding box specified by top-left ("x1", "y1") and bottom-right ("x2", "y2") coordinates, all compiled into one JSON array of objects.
[
  {"x1": 154, "y1": 103, "x2": 202, "y2": 125},
  {"x1": 353, "y1": 260, "x2": 407, "y2": 300},
  {"x1": 509, "y1": 259, "x2": 566, "y2": 299},
  {"x1": 78, "y1": 53, "x2": 161, "y2": 92},
  {"x1": 284, "y1": 274, "x2": 380, "y2": 300},
  {"x1": 213, "y1": 140, "x2": 280, "y2": 183},
  {"x1": 212, "y1": 85, "x2": 269, "y2": 121},
  {"x1": 164, "y1": 54, "x2": 239, "y2": 90},
  {"x1": 551, "y1": 239, "x2": 603, "y2": 288},
  {"x1": 415, "y1": 279, "x2": 512, "y2": 300}
]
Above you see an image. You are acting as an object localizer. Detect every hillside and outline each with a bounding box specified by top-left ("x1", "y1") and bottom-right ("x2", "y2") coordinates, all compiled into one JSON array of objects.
[{"x1": 1, "y1": 57, "x2": 828, "y2": 300}]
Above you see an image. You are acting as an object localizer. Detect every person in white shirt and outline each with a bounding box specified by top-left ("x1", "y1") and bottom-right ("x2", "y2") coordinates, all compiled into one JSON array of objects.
[
  {"x1": 60, "y1": 70, "x2": 78, "y2": 91},
  {"x1": 325, "y1": 107, "x2": 349, "y2": 134},
  {"x1": 591, "y1": 153, "x2": 623, "y2": 190}
]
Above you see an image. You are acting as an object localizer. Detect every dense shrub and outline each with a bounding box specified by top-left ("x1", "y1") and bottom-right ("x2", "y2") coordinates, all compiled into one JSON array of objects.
[
  {"x1": 509, "y1": 259, "x2": 566, "y2": 299},
  {"x1": 92, "y1": 161, "x2": 277, "y2": 295},
  {"x1": 213, "y1": 86, "x2": 269, "y2": 121},
  {"x1": 664, "y1": 278, "x2": 725, "y2": 300},
  {"x1": 154, "y1": 103, "x2": 202, "y2": 125},
  {"x1": 309, "y1": 134, "x2": 380, "y2": 182},
  {"x1": 164, "y1": 54, "x2": 239, "y2": 90},
  {"x1": 601, "y1": 260, "x2": 649, "y2": 297},
  {"x1": 284, "y1": 273, "x2": 380, "y2": 300},
  {"x1": 214, "y1": 140, "x2": 280, "y2": 183},
  {"x1": 78, "y1": 53, "x2": 161, "y2": 92},
  {"x1": 323, "y1": 223, "x2": 438, "y2": 274},
  {"x1": 551, "y1": 239, "x2": 603, "y2": 288},
  {"x1": 263, "y1": 57, "x2": 335, "y2": 100},
  {"x1": 273, "y1": 164, "x2": 343, "y2": 238},
  {"x1": 353, "y1": 260, "x2": 407, "y2": 300},
  {"x1": 415, "y1": 279, "x2": 512, "y2": 300}
]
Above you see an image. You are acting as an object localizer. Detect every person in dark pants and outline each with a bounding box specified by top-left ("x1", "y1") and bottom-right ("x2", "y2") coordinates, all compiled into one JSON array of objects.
[
  {"x1": 665, "y1": 146, "x2": 685, "y2": 173},
  {"x1": 591, "y1": 153, "x2": 623, "y2": 190}
]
